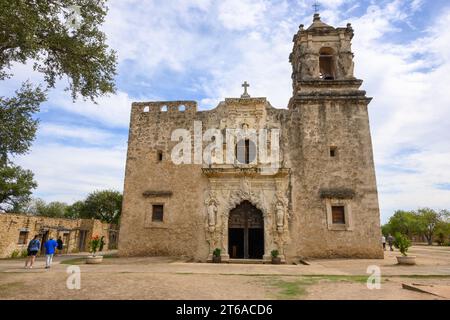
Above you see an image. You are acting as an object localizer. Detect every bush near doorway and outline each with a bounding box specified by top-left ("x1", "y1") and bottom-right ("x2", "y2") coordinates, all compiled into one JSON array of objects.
[
  {"x1": 212, "y1": 248, "x2": 221, "y2": 263},
  {"x1": 271, "y1": 250, "x2": 281, "y2": 265}
]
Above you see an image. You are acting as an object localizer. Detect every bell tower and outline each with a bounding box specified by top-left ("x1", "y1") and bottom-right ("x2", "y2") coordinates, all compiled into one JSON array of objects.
[
  {"x1": 285, "y1": 13, "x2": 383, "y2": 259},
  {"x1": 289, "y1": 13, "x2": 367, "y2": 103}
]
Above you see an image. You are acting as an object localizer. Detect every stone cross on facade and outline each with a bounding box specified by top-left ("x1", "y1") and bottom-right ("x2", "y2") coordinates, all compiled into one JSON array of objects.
[
  {"x1": 241, "y1": 81, "x2": 251, "y2": 98},
  {"x1": 312, "y1": 1, "x2": 320, "y2": 13}
]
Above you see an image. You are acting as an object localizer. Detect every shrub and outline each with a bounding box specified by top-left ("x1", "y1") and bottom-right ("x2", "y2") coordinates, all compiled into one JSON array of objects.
[
  {"x1": 89, "y1": 235, "x2": 101, "y2": 256},
  {"x1": 213, "y1": 248, "x2": 221, "y2": 257},
  {"x1": 271, "y1": 250, "x2": 279, "y2": 258},
  {"x1": 20, "y1": 249, "x2": 28, "y2": 258},
  {"x1": 394, "y1": 232, "x2": 411, "y2": 256},
  {"x1": 10, "y1": 250, "x2": 20, "y2": 259}
]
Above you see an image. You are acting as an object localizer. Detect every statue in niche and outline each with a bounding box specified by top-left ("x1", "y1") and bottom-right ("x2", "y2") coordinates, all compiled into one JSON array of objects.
[
  {"x1": 207, "y1": 199, "x2": 218, "y2": 232},
  {"x1": 276, "y1": 201, "x2": 285, "y2": 233},
  {"x1": 241, "y1": 177, "x2": 251, "y2": 196}
]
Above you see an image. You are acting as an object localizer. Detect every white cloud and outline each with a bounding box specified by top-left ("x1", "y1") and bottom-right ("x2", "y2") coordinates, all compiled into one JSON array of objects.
[
  {"x1": 49, "y1": 90, "x2": 134, "y2": 128},
  {"x1": 15, "y1": 143, "x2": 126, "y2": 204},
  {"x1": 218, "y1": 0, "x2": 268, "y2": 31},
  {"x1": 39, "y1": 123, "x2": 122, "y2": 146}
]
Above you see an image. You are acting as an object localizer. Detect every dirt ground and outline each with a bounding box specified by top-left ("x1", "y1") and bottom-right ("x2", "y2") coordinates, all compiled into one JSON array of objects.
[{"x1": 0, "y1": 246, "x2": 448, "y2": 300}]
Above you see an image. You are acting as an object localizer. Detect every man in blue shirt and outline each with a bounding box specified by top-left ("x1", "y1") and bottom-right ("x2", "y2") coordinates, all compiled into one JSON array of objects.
[{"x1": 44, "y1": 237, "x2": 58, "y2": 269}]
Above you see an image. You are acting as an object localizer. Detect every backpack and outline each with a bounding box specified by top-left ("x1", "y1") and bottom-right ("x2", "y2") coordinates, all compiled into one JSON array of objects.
[{"x1": 28, "y1": 239, "x2": 39, "y2": 251}]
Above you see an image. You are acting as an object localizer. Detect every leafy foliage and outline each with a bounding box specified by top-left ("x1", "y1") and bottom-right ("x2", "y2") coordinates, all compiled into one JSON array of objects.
[
  {"x1": 213, "y1": 248, "x2": 221, "y2": 257},
  {"x1": 89, "y1": 235, "x2": 101, "y2": 255},
  {"x1": 64, "y1": 200, "x2": 85, "y2": 219},
  {"x1": 0, "y1": 1, "x2": 117, "y2": 211},
  {"x1": 382, "y1": 208, "x2": 450, "y2": 245},
  {"x1": 0, "y1": 0, "x2": 117, "y2": 100},
  {"x1": 0, "y1": 164, "x2": 37, "y2": 212},
  {"x1": 0, "y1": 82, "x2": 46, "y2": 164},
  {"x1": 80, "y1": 190, "x2": 122, "y2": 223},
  {"x1": 394, "y1": 232, "x2": 411, "y2": 256},
  {"x1": 10, "y1": 189, "x2": 122, "y2": 224}
]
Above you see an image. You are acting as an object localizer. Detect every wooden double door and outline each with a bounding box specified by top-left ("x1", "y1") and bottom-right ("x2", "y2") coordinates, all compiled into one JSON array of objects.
[{"x1": 228, "y1": 201, "x2": 264, "y2": 259}]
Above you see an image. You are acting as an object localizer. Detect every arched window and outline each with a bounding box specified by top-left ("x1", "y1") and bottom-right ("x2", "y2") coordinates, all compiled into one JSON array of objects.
[{"x1": 319, "y1": 47, "x2": 336, "y2": 80}]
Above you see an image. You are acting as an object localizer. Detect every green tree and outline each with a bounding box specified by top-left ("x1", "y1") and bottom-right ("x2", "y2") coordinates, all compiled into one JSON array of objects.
[
  {"x1": 381, "y1": 224, "x2": 392, "y2": 237},
  {"x1": 435, "y1": 221, "x2": 450, "y2": 246},
  {"x1": 0, "y1": 84, "x2": 45, "y2": 211},
  {"x1": 38, "y1": 201, "x2": 68, "y2": 218},
  {"x1": 416, "y1": 208, "x2": 448, "y2": 245},
  {"x1": 385, "y1": 210, "x2": 420, "y2": 238},
  {"x1": 64, "y1": 200, "x2": 85, "y2": 219},
  {"x1": 80, "y1": 190, "x2": 122, "y2": 224},
  {"x1": 0, "y1": 0, "x2": 117, "y2": 100},
  {"x1": 0, "y1": 164, "x2": 37, "y2": 212},
  {"x1": 0, "y1": 0, "x2": 117, "y2": 212}
]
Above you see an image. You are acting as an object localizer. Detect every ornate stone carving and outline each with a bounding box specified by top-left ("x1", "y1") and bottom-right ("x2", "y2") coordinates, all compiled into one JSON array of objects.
[
  {"x1": 338, "y1": 52, "x2": 355, "y2": 79},
  {"x1": 275, "y1": 201, "x2": 285, "y2": 233},
  {"x1": 300, "y1": 51, "x2": 319, "y2": 80}
]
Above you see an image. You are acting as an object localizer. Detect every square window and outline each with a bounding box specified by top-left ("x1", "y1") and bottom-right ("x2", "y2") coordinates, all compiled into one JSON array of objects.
[
  {"x1": 152, "y1": 205, "x2": 164, "y2": 222},
  {"x1": 18, "y1": 231, "x2": 28, "y2": 245},
  {"x1": 331, "y1": 206, "x2": 345, "y2": 224},
  {"x1": 330, "y1": 147, "x2": 337, "y2": 158}
]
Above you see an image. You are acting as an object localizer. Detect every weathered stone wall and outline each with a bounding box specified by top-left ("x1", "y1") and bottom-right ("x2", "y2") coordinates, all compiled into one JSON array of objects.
[
  {"x1": 0, "y1": 213, "x2": 116, "y2": 258},
  {"x1": 286, "y1": 99, "x2": 383, "y2": 259},
  {"x1": 119, "y1": 101, "x2": 209, "y2": 259}
]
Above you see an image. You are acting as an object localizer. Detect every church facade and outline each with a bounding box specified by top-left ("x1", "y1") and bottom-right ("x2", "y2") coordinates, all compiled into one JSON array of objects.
[{"x1": 118, "y1": 14, "x2": 383, "y2": 262}]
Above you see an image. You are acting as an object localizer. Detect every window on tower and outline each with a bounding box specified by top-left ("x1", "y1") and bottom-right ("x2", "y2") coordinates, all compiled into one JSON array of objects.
[{"x1": 319, "y1": 47, "x2": 336, "y2": 80}]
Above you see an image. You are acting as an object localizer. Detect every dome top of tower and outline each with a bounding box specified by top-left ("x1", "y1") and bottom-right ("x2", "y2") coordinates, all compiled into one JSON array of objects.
[{"x1": 307, "y1": 13, "x2": 334, "y2": 31}]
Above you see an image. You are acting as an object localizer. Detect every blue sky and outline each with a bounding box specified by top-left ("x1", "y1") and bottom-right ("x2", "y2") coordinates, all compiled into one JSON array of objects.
[{"x1": 1, "y1": 0, "x2": 450, "y2": 223}]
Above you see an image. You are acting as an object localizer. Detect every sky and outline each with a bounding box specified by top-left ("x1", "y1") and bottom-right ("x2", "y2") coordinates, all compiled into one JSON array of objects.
[{"x1": 1, "y1": 0, "x2": 450, "y2": 223}]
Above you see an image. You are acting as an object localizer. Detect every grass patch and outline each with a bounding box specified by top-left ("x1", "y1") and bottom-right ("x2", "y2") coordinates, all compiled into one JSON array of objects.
[
  {"x1": 266, "y1": 275, "x2": 377, "y2": 299},
  {"x1": 59, "y1": 258, "x2": 85, "y2": 265},
  {"x1": 268, "y1": 277, "x2": 318, "y2": 299},
  {"x1": 313, "y1": 275, "x2": 369, "y2": 283}
]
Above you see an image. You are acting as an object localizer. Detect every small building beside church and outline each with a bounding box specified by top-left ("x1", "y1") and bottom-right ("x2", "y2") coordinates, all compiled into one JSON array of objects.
[
  {"x1": 118, "y1": 14, "x2": 383, "y2": 262},
  {"x1": 0, "y1": 213, "x2": 119, "y2": 258}
]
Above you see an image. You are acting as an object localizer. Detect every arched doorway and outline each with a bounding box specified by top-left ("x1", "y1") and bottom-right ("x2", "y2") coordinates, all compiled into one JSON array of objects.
[{"x1": 228, "y1": 201, "x2": 264, "y2": 259}]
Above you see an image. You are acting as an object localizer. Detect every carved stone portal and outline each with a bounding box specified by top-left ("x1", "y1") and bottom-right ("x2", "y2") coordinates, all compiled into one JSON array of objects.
[{"x1": 204, "y1": 174, "x2": 290, "y2": 262}]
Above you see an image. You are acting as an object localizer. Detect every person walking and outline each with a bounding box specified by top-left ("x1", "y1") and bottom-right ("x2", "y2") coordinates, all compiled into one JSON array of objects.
[
  {"x1": 57, "y1": 236, "x2": 64, "y2": 255},
  {"x1": 25, "y1": 235, "x2": 40, "y2": 269},
  {"x1": 387, "y1": 234, "x2": 394, "y2": 251},
  {"x1": 44, "y1": 237, "x2": 58, "y2": 269},
  {"x1": 382, "y1": 235, "x2": 386, "y2": 251}
]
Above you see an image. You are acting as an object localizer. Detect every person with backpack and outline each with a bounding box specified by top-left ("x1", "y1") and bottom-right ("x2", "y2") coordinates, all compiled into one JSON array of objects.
[
  {"x1": 25, "y1": 235, "x2": 41, "y2": 269},
  {"x1": 57, "y1": 236, "x2": 64, "y2": 255}
]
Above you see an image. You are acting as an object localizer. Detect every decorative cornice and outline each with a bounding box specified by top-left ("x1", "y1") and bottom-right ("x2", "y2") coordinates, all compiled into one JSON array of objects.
[
  {"x1": 202, "y1": 167, "x2": 290, "y2": 178},
  {"x1": 319, "y1": 188, "x2": 356, "y2": 199},
  {"x1": 142, "y1": 191, "x2": 173, "y2": 198}
]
